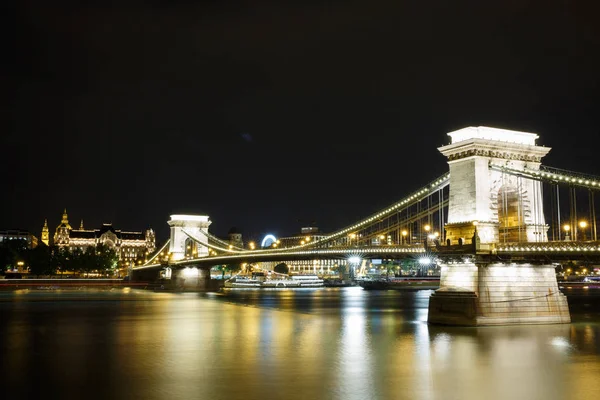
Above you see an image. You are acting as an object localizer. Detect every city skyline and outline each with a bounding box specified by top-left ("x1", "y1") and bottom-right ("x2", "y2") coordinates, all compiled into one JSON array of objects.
[{"x1": 6, "y1": 1, "x2": 600, "y2": 243}]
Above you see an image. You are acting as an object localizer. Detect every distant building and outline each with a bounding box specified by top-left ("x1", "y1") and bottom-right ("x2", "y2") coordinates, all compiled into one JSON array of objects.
[
  {"x1": 0, "y1": 230, "x2": 39, "y2": 249},
  {"x1": 41, "y1": 219, "x2": 49, "y2": 246},
  {"x1": 50, "y1": 209, "x2": 156, "y2": 265},
  {"x1": 228, "y1": 227, "x2": 244, "y2": 248},
  {"x1": 278, "y1": 226, "x2": 327, "y2": 248}
]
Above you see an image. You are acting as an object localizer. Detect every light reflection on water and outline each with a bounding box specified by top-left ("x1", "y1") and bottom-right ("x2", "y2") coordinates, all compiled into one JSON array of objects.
[{"x1": 0, "y1": 288, "x2": 599, "y2": 400}]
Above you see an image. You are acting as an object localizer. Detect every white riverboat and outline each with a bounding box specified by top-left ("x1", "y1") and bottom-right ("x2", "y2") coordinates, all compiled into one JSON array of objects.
[
  {"x1": 260, "y1": 279, "x2": 301, "y2": 288},
  {"x1": 224, "y1": 276, "x2": 262, "y2": 288},
  {"x1": 223, "y1": 274, "x2": 324, "y2": 289},
  {"x1": 290, "y1": 275, "x2": 324, "y2": 287}
]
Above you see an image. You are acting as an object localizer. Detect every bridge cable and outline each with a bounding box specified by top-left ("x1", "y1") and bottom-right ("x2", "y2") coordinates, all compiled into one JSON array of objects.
[
  {"x1": 140, "y1": 239, "x2": 171, "y2": 267},
  {"x1": 592, "y1": 190, "x2": 597, "y2": 241},
  {"x1": 556, "y1": 184, "x2": 561, "y2": 242}
]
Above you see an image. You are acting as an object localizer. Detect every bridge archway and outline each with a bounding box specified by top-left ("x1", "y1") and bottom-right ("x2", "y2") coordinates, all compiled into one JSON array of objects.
[
  {"x1": 497, "y1": 184, "x2": 526, "y2": 242},
  {"x1": 184, "y1": 237, "x2": 197, "y2": 258}
]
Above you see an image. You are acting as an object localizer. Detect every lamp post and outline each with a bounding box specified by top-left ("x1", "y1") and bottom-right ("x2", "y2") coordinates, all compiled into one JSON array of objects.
[
  {"x1": 424, "y1": 224, "x2": 431, "y2": 247},
  {"x1": 563, "y1": 224, "x2": 571, "y2": 241},
  {"x1": 579, "y1": 221, "x2": 588, "y2": 241},
  {"x1": 401, "y1": 230, "x2": 408, "y2": 245}
]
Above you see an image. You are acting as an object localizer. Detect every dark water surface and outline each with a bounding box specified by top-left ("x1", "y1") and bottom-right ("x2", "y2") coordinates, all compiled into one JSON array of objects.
[{"x1": 1, "y1": 287, "x2": 600, "y2": 400}]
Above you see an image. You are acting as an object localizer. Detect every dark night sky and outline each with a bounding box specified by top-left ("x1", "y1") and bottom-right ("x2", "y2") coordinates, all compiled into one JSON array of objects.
[{"x1": 5, "y1": 0, "x2": 600, "y2": 244}]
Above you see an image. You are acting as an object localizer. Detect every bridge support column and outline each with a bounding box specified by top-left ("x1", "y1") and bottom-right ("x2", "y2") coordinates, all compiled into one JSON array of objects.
[{"x1": 428, "y1": 262, "x2": 570, "y2": 326}]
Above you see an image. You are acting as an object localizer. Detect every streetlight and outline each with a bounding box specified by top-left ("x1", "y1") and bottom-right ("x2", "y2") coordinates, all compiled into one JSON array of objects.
[
  {"x1": 379, "y1": 234, "x2": 385, "y2": 245},
  {"x1": 401, "y1": 230, "x2": 408, "y2": 245},
  {"x1": 563, "y1": 224, "x2": 571, "y2": 241},
  {"x1": 424, "y1": 224, "x2": 431, "y2": 246},
  {"x1": 579, "y1": 221, "x2": 588, "y2": 241}
]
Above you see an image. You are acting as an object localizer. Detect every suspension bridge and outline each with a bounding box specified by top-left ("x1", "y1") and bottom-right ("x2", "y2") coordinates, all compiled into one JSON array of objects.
[{"x1": 132, "y1": 126, "x2": 600, "y2": 326}]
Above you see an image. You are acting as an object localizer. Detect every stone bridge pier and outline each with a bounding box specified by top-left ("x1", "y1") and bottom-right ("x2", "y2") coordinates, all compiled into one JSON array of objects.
[
  {"x1": 171, "y1": 266, "x2": 222, "y2": 291},
  {"x1": 428, "y1": 261, "x2": 570, "y2": 326}
]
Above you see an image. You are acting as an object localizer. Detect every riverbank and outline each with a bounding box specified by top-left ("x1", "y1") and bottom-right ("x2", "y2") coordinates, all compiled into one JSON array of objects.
[{"x1": 0, "y1": 278, "x2": 145, "y2": 291}]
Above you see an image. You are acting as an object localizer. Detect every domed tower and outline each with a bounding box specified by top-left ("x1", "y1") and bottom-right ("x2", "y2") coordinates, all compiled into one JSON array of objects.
[
  {"x1": 54, "y1": 208, "x2": 73, "y2": 247},
  {"x1": 41, "y1": 219, "x2": 49, "y2": 246},
  {"x1": 228, "y1": 227, "x2": 243, "y2": 249}
]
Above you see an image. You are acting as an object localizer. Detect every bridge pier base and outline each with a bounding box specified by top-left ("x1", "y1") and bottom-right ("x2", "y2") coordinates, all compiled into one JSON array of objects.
[
  {"x1": 172, "y1": 267, "x2": 222, "y2": 291},
  {"x1": 428, "y1": 262, "x2": 570, "y2": 326}
]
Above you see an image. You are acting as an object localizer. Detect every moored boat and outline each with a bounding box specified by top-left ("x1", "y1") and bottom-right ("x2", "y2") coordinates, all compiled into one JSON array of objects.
[
  {"x1": 224, "y1": 276, "x2": 262, "y2": 288},
  {"x1": 260, "y1": 279, "x2": 301, "y2": 288},
  {"x1": 290, "y1": 275, "x2": 324, "y2": 287},
  {"x1": 223, "y1": 274, "x2": 325, "y2": 289}
]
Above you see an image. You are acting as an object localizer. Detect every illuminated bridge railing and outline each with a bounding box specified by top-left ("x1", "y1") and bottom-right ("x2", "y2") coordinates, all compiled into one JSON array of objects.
[{"x1": 496, "y1": 242, "x2": 600, "y2": 254}]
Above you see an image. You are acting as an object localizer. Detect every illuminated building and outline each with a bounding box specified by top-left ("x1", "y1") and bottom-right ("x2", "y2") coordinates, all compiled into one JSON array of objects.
[
  {"x1": 54, "y1": 208, "x2": 72, "y2": 246},
  {"x1": 41, "y1": 219, "x2": 49, "y2": 246},
  {"x1": 228, "y1": 226, "x2": 244, "y2": 248},
  {"x1": 0, "y1": 230, "x2": 39, "y2": 249},
  {"x1": 51, "y1": 209, "x2": 156, "y2": 264},
  {"x1": 278, "y1": 226, "x2": 327, "y2": 248}
]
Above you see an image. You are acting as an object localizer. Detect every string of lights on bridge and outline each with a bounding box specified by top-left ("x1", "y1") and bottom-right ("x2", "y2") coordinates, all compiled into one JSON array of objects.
[
  {"x1": 492, "y1": 165, "x2": 600, "y2": 190},
  {"x1": 496, "y1": 243, "x2": 600, "y2": 253}
]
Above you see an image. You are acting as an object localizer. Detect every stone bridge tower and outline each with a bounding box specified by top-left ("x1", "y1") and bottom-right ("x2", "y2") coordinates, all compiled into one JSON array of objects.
[
  {"x1": 168, "y1": 215, "x2": 211, "y2": 261},
  {"x1": 438, "y1": 126, "x2": 551, "y2": 244}
]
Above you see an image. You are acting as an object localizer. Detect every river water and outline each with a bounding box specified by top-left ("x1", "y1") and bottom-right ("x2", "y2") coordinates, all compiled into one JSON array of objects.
[{"x1": 1, "y1": 287, "x2": 599, "y2": 400}]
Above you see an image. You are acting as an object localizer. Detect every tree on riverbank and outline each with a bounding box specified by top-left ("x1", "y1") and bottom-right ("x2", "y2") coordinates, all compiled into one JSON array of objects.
[
  {"x1": 1, "y1": 241, "x2": 119, "y2": 277},
  {"x1": 0, "y1": 239, "x2": 28, "y2": 270}
]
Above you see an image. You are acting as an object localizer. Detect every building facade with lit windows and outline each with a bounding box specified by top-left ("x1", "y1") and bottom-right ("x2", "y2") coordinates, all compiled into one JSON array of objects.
[
  {"x1": 0, "y1": 230, "x2": 39, "y2": 249},
  {"x1": 50, "y1": 209, "x2": 156, "y2": 266},
  {"x1": 278, "y1": 226, "x2": 327, "y2": 248}
]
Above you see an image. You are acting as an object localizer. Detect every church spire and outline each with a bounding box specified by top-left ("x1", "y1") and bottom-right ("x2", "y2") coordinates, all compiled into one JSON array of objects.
[
  {"x1": 80, "y1": 219, "x2": 84, "y2": 230},
  {"x1": 41, "y1": 219, "x2": 49, "y2": 246}
]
